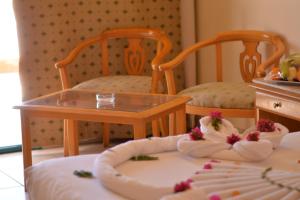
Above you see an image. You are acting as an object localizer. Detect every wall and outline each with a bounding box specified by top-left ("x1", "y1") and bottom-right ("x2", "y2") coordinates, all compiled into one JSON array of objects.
[
  {"x1": 194, "y1": 0, "x2": 300, "y2": 130},
  {"x1": 14, "y1": 0, "x2": 184, "y2": 147},
  {"x1": 196, "y1": 0, "x2": 300, "y2": 83},
  {"x1": 180, "y1": 0, "x2": 197, "y2": 88}
]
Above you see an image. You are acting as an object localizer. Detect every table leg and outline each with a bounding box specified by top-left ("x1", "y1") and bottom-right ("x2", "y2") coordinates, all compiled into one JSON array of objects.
[
  {"x1": 102, "y1": 123, "x2": 110, "y2": 147},
  {"x1": 133, "y1": 121, "x2": 147, "y2": 139},
  {"x1": 151, "y1": 120, "x2": 160, "y2": 137},
  {"x1": 66, "y1": 119, "x2": 79, "y2": 155},
  {"x1": 63, "y1": 120, "x2": 69, "y2": 156},
  {"x1": 20, "y1": 111, "x2": 32, "y2": 191},
  {"x1": 175, "y1": 106, "x2": 186, "y2": 134}
]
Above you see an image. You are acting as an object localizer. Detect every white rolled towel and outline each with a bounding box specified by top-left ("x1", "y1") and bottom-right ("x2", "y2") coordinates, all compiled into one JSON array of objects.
[
  {"x1": 93, "y1": 136, "x2": 184, "y2": 200},
  {"x1": 260, "y1": 123, "x2": 289, "y2": 148},
  {"x1": 280, "y1": 131, "x2": 300, "y2": 151},
  {"x1": 243, "y1": 123, "x2": 289, "y2": 148},
  {"x1": 200, "y1": 116, "x2": 238, "y2": 142},
  {"x1": 233, "y1": 140, "x2": 273, "y2": 161},
  {"x1": 160, "y1": 188, "x2": 207, "y2": 200},
  {"x1": 177, "y1": 135, "x2": 231, "y2": 158}
]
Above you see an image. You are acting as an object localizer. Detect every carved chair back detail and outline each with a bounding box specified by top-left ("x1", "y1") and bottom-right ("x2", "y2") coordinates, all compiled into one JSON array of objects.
[{"x1": 214, "y1": 31, "x2": 284, "y2": 83}]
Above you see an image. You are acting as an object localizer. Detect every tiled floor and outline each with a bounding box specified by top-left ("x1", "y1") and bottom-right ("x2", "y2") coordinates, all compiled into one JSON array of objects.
[{"x1": 0, "y1": 143, "x2": 106, "y2": 200}]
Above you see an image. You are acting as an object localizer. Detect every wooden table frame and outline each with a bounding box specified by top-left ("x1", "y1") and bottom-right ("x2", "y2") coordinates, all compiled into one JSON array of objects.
[
  {"x1": 15, "y1": 90, "x2": 190, "y2": 189},
  {"x1": 251, "y1": 78, "x2": 300, "y2": 131}
]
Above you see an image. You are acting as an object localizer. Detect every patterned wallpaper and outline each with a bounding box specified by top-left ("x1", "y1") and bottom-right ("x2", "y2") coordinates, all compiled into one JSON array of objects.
[{"x1": 13, "y1": 0, "x2": 184, "y2": 147}]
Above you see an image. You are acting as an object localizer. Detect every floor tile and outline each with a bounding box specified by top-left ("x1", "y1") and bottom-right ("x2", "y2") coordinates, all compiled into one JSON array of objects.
[
  {"x1": 1, "y1": 166, "x2": 24, "y2": 186},
  {"x1": 0, "y1": 152, "x2": 24, "y2": 185},
  {"x1": 0, "y1": 171, "x2": 21, "y2": 189},
  {"x1": 0, "y1": 186, "x2": 27, "y2": 200}
]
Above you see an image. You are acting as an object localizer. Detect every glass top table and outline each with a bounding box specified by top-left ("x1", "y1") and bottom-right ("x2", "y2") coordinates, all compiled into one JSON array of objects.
[
  {"x1": 15, "y1": 89, "x2": 190, "y2": 179},
  {"x1": 19, "y1": 90, "x2": 179, "y2": 112}
]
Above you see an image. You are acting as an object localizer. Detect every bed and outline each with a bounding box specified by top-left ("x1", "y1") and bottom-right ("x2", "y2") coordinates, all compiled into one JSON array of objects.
[{"x1": 26, "y1": 132, "x2": 300, "y2": 200}]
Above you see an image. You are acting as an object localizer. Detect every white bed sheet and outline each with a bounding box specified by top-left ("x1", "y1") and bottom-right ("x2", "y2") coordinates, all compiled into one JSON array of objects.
[{"x1": 27, "y1": 133, "x2": 300, "y2": 200}]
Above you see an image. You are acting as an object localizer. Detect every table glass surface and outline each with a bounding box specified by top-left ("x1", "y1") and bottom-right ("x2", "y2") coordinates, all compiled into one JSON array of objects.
[{"x1": 21, "y1": 90, "x2": 179, "y2": 112}]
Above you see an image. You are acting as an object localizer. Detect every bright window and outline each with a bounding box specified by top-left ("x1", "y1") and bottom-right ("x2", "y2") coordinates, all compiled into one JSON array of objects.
[
  {"x1": 0, "y1": 0, "x2": 19, "y2": 72},
  {"x1": 0, "y1": 0, "x2": 21, "y2": 149}
]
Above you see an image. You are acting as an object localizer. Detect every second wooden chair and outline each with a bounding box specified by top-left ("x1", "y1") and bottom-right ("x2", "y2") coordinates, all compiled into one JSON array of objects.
[{"x1": 159, "y1": 30, "x2": 286, "y2": 133}]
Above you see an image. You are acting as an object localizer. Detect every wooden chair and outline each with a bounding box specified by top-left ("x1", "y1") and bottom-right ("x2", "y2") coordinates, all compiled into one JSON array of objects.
[
  {"x1": 55, "y1": 28, "x2": 172, "y2": 153},
  {"x1": 159, "y1": 30, "x2": 286, "y2": 133}
]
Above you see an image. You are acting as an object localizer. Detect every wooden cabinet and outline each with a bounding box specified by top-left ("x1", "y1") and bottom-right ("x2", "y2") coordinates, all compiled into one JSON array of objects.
[{"x1": 251, "y1": 79, "x2": 300, "y2": 132}]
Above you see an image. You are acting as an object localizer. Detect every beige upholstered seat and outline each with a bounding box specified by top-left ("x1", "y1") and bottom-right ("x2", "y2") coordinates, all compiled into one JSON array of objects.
[
  {"x1": 73, "y1": 75, "x2": 164, "y2": 93},
  {"x1": 178, "y1": 82, "x2": 255, "y2": 109}
]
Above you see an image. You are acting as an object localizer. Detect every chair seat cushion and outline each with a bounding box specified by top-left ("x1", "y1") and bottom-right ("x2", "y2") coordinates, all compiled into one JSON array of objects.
[
  {"x1": 73, "y1": 75, "x2": 163, "y2": 93},
  {"x1": 178, "y1": 82, "x2": 255, "y2": 109}
]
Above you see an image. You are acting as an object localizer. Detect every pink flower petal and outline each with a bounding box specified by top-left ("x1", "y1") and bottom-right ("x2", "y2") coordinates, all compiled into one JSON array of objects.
[
  {"x1": 203, "y1": 163, "x2": 213, "y2": 169},
  {"x1": 209, "y1": 194, "x2": 221, "y2": 200}
]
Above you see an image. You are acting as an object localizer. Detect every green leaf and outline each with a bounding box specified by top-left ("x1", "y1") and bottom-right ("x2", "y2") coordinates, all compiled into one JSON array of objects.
[
  {"x1": 73, "y1": 170, "x2": 93, "y2": 178},
  {"x1": 131, "y1": 155, "x2": 159, "y2": 161}
]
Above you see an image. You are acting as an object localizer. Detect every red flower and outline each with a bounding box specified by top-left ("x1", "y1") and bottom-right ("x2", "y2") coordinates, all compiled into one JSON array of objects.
[
  {"x1": 227, "y1": 134, "x2": 241, "y2": 145},
  {"x1": 189, "y1": 127, "x2": 205, "y2": 141},
  {"x1": 210, "y1": 111, "x2": 222, "y2": 120},
  {"x1": 256, "y1": 119, "x2": 275, "y2": 132},
  {"x1": 203, "y1": 163, "x2": 213, "y2": 169},
  {"x1": 210, "y1": 111, "x2": 222, "y2": 131},
  {"x1": 174, "y1": 179, "x2": 193, "y2": 193},
  {"x1": 246, "y1": 131, "x2": 260, "y2": 141}
]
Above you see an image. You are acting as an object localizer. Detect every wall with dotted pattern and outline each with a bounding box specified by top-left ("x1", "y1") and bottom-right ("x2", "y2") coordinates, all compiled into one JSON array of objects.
[{"x1": 13, "y1": 0, "x2": 184, "y2": 147}]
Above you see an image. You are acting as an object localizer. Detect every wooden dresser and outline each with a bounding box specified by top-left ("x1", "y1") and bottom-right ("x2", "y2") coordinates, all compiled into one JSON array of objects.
[{"x1": 251, "y1": 78, "x2": 300, "y2": 132}]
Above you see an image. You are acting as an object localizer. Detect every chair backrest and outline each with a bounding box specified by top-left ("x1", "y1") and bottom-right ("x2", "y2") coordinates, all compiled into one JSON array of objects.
[
  {"x1": 55, "y1": 28, "x2": 172, "y2": 91},
  {"x1": 213, "y1": 30, "x2": 286, "y2": 82},
  {"x1": 159, "y1": 30, "x2": 286, "y2": 95},
  {"x1": 99, "y1": 28, "x2": 172, "y2": 76}
]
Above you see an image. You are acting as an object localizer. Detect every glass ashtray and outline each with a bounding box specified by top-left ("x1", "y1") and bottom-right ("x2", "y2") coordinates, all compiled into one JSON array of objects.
[{"x1": 96, "y1": 93, "x2": 115, "y2": 104}]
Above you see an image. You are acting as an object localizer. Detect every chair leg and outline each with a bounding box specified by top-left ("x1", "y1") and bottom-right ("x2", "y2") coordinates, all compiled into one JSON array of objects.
[
  {"x1": 102, "y1": 123, "x2": 110, "y2": 147},
  {"x1": 169, "y1": 113, "x2": 176, "y2": 135},
  {"x1": 159, "y1": 116, "x2": 169, "y2": 136},
  {"x1": 175, "y1": 106, "x2": 186, "y2": 134},
  {"x1": 152, "y1": 120, "x2": 160, "y2": 137},
  {"x1": 255, "y1": 108, "x2": 259, "y2": 123},
  {"x1": 63, "y1": 120, "x2": 69, "y2": 156},
  {"x1": 190, "y1": 115, "x2": 196, "y2": 129}
]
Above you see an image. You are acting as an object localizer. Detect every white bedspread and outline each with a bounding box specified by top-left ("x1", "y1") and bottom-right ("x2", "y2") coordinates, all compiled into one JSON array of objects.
[{"x1": 27, "y1": 132, "x2": 300, "y2": 200}]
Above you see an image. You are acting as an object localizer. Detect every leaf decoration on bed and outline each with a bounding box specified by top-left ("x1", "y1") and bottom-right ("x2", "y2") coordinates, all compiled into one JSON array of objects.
[
  {"x1": 73, "y1": 170, "x2": 93, "y2": 178},
  {"x1": 130, "y1": 155, "x2": 159, "y2": 161}
]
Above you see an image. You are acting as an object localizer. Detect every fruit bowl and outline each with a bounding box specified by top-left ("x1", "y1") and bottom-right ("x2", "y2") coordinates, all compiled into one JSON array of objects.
[
  {"x1": 268, "y1": 53, "x2": 300, "y2": 83},
  {"x1": 264, "y1": 73, "x2": 300, "y2": 85}
]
